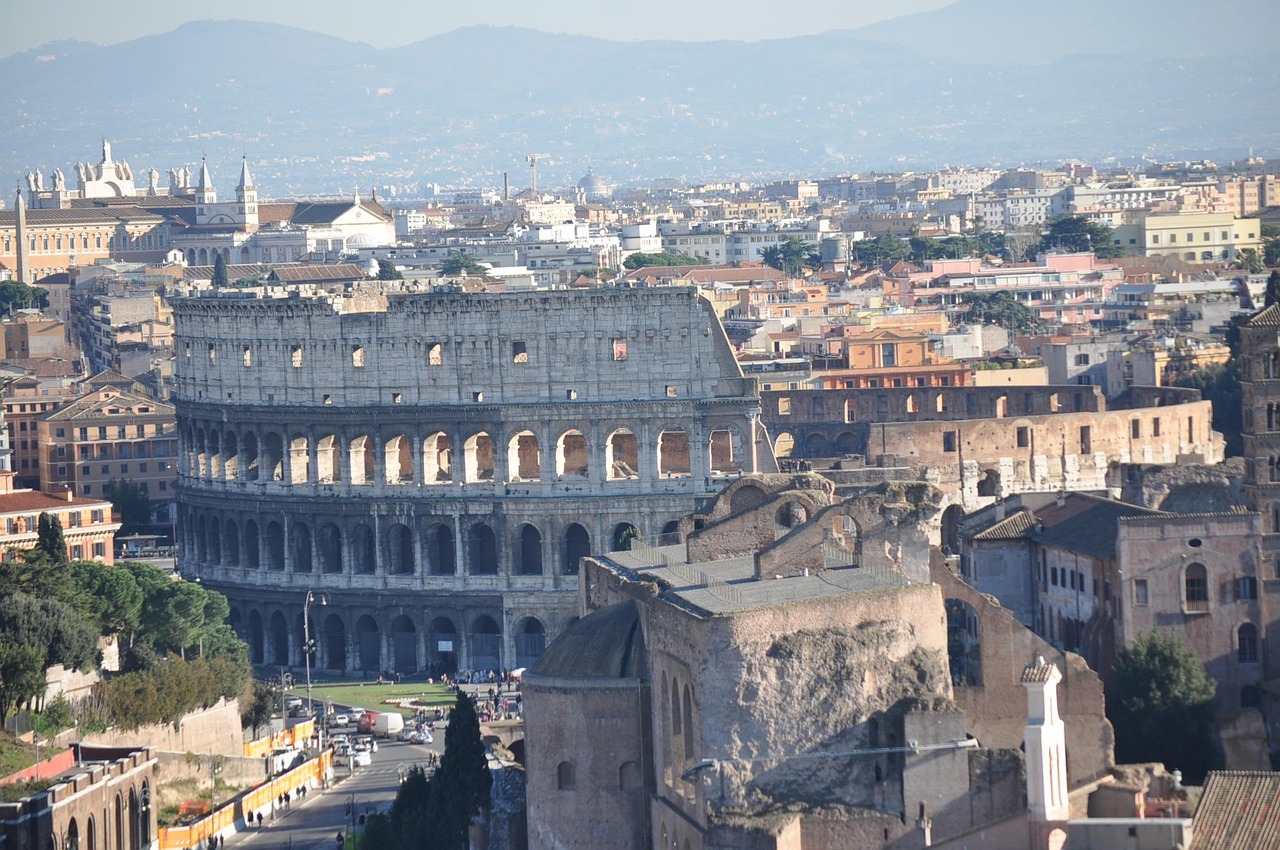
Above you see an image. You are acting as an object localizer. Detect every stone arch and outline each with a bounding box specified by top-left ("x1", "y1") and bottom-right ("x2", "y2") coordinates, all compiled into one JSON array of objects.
[
  {"x1": 198, "y1": 247, "x2": 208, "y2": 265},
  {"x1": 606, "y1": 427, "x2": 640, "y2": 479},
  {"x1": 247, "y1": 609, "x2": 264, "y2": 664},
  {"x1": 388, "y1": 523, "x2": 415, "y2": 575},
  {"x1": 660, "y1": 520, "x2": 681, "y2": 546},
  {"x1": 223, "y1": 519, "x2": 240, "y2": 567},
  {"x1": 352, "y1": 523, "x2": 376, "y2": 575},
  {"x1": 316, "y1": 434, "x2": 342, "y2": 483},
  {"x1": 470, "y1": 615, "x2": 502, "y2": 671},
  {"x1": 268, "y1": 611, "x2": 289, "y2": 666},
  {"x1": 429, "y1": 616, "x2": 459, "y2": 675},
  {"x1": 349, "y1": 435, "x2": 374, "y2": 485},
  {"x1": 384, "y1": 434, "x2": 413, "y2": 484},
  {"x1": 835, "y1": 431, "x2": 859, "y2": 454},
  {"x1": 730, "y1": 483, "x2": 769, "y2": 514},
  {"x1": 289, "y1": 434, "x2": 310, "y2": 484},
  {"x1": 322, "y1": 613, "x2": 347, "y2": 671},
  {"x1": 356, "y1": 614, "x2": 380, "y2": 673},
  {"x1": 195, "y1": 514, "x2": 207, "y2": 562},
  {"x1": 425, "y1": 523, "x2": 456, "y2": 575},
  {"x1": 464, "y1": 432, "x2": 495, "y2": 482},
  {"x1": 564, "y1": 522, "x2": 590, "y2": 574},
  {"x1": 945, "y1": 598, "x2": 983, "y2": 686},
  {"x1": 263, "y1": 432, "x2": 284, "y2": 481},
  {"x1": 265, "y1": 521, "x2": 285, "y2": 571},
  {"x1": 776, "y1": 500, "x2": 809, "y2": 528},
  {"x1": 67, "y1": 817, "x2": 79, "y2": 850},
  {"x1": 223, "y1": 430, "x2": 239, "y2": 480},
  {"x1": 514, "y1": 617, "x2": 546, "y2": 669},
  {"x1": 804, "y1": 432, "x2": 829, "y2": 456},
  {"x1": 941, "y1": 504, "x2": 964, "y2": 555},
  {"x1": 658, "y1": 429, "x2": 691, "y2": 477},
  {"x1": 244, "y1": 519, "x2": 261, "y2": 569},
  {"x1": 709, "y1": 426, "x2": 744, "y2": 474},
  {"x1": 516, "y1": 524, "x2": 543, "y2": 575},
  {"x1": 240, "y1": 246, "x2": 251, "y2": 263},
  {"x1": 207, "y1": 516, "x2": 221, "y2": 564},
  {"x1": 508, "y1": 430, "x2": 541, "y2": 481},
  {"x1": 612, "y1": 521, "x2": 640, "y2": 552},
  {"x1": 557, "y1": 761, "x2": 576, "y2": 790},
  {"x1": 291, "y1": 522, "x2": 312, "y2": 573},
  {"x1": 773, "y1": 431, "x2": 795, "y2": 458},
  {"x1": 1184, "y1": 562, "x2": 1209, "y2": 612},
  {"x1": 682, "y1": 683, "x2": 694, "y2": 761},
  {"x1": 423, "y1": 432, "x2": 452, "y2": 483},
  {"x1": 619, "y1": 761, "x2": 642, "y2": 790},
  {"x1": 390, "y1": 615, "x2": 417, "y2": 673},
  {"x1": 207, "y1": 429, "x2": 222, "y2": 479},
  {"x1": 319, "y1": 523, "x2": 343, "y2": 573},
  {"x1": 977, "y1": 468, "x2": 1001, "y2": 498},
  {"x1": 556, "y1": 429, "x2": 590, "y2": 478},
  {"x1": 468, "y1": 523, "x2": 499, "y2": 575},
  {"x1": 242, "y1": 431, "x2": 260, "y2": 481}
]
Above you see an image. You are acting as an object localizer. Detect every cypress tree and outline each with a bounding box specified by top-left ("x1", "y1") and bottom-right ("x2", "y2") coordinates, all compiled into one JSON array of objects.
[
  {"x1": 36, "y1": 512, "x2": 68, "y2": 566},
  {"x1": 212, "y1": 253, "x2": 229, "y2": 287},
  {"x1": 433, "y1": 691, "x2": 491, "y2": 849}
]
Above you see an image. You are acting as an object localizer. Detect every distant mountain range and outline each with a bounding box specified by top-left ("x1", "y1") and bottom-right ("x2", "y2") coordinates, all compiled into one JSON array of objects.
[{"x1": 3, "y1": 0, "x2": 1277, "y2": 196}]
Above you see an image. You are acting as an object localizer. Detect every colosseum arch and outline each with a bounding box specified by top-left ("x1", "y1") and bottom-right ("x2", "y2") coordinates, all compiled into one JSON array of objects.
[
  {"x1": 352, "y1": 523, "x2": 376, "y2": 575},
  {"x1": 265, "y1": 521, "x2": 285, "y2": 571},
  {"x1": 349, "y1": 435, "x2": 375, "y2": 485},
  {"x1": 316, "y1": 434, "x2": 341, "y2": 483},
  {"x1": 708, "y1": 426, "x2": 744, "y2": 475},
  {"x1": 322, "y1": 613, "x2": 347, "y2": 671},
  {"x1": 193, "y1": 429, "x2": 208, "y2": 478},
  {"x1": 207, "y1": 516, "x2": 222, "y2": 563},
  {"x1": 263, "y1": 432, "x2": 285, "y2": 481},
  {"x1": 612, "y1": 522, "x2": 640, "y2": 552},
  {"x1": 516, "y1": 524, "x2": 543, "y2": 575},
  {"x1": 207, "y1": 430, "x2": 222, "y2": 479},
  {"x1": 425, "y1": 523, "x2": 456, "y2": 575},
  {"x1": 292, "y1": 522, "x2": 312, "y2": 573},
  {"x1": 804, "y1": 433, "x2": 829, "y2": 457},
  {"x1": 384, "y1": 434, "x2": 413, "y2": 484},
  {"x1": 508, "y1": 431, "x2": 541, "y2": 481},
  {"x1": 247, "y1": 610, "x2": 264, "y2": 664},
  {"x1": 423, "y1": 432, "x2": 452, "y2": 483},
  {"x1": 658, "y1": 430, "x2": 691, "y2": 477},
  {"x1": 429, "y1": 616, "x2": 458, "y2": 675},
  {"x1": 468, "y1": 523, "x2": 499, "y2": 575},
  {"x1": 390, "y1": 615, "x2": 417, "y2": 673},
  {"x1": 228, "y1": 607, "x2": 244, "y2": 641},
  {"x1": 564, "y1": 523, "x2": 590, "y2": 575},
  {"x1": 773, "y1": 431, "x2": 795, "y2": 459},
  {"x1": 318, "y1": 523, "x2": 343, "y2": 573},
  {"x1": 223, "y1": 519, "x2": 241, "y2": 566},
  {"x1": 464, "y1": 432, "x2": 495, "y2": 482},
  {"x1": 606, "y1": 428, "x2": 640, "y2": 479},
  {"x1": 557, "y1": 429, "x2": 590, "y2": 478},
  {"x1": 660, "y1": 520, "x2": 681, "y2": 545},
  {"x1": 356, "y1": 615, "x2": 380, "y2": 673},
  {"x1": 196, "y1": 515, "x2": 207, "y2": 562},
  {"x1": 976, "y1": 468, "x2": 1001, "y2": 498},
  {"x1": 730, "y1": 483, "x2": 769, "y2": 514},
  {"x1": 470, "y1": 615, "x2": 502, "y2": 671},
  {"x1": 835, "y1": 431, "x2": 859, "y2": 454},
  {"x1": 388, "y1": 524, "x2": 415, "y2": 575},
  {"x1": 244, "y1": 520, "x2": 261, "y2": 569},
  {"x1": 289, "y1": 434, "x2": 310, "y2": 484},
  {"x1": 242, "y1": 432, "x2": 260, "y2": 481},
  {"x1": 514, "y1": 617, "x2": 546, "y2": 669},
  {"x1": 223, "y1": 431, "x2": 240, "y2": 480},
  {"x1": 268, "y1": 611, "x2": 289, "y2": 666}
]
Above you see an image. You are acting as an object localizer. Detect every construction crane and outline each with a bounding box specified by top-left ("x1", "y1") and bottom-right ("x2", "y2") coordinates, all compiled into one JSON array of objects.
[{"x1": 527, "y1": 153, "x2": 549, "y2": 195}]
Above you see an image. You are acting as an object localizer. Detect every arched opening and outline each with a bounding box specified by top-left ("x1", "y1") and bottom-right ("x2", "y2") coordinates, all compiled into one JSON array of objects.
[
  {"x1": 564, "y1": 523, "x2": 590, "y2": 575},
  {"x1": 464, "y1": 432, "x2": 495, "y2": 482},
  {"x1": 356, "y1": 615, "x2": 380, "y2": 673},
  {"x1": 660, "y1": 520, "x2": 681, "y2": 546},
  {"x1": 945, "y1": 598, "x2": 983, "y2": 686},
  {"x1": 508, "y1": 430, "x2": 541, "y2": 481},
  {"x1": 428, "y1": 617, "x2": 458, "y2": 676},
  {"x1": 247, "y1": 610, "x2": 265, "y2": 664},
  {"x1": 1239, "y1": 623, "x2": 1259, "y2": 662},
  {"x1": 265, "y1": 521, "x2": 284, "y2": 571},
  {"x1": 223, "y1": 519, "x2": 240, "y2": 567},
  {"x1": 514, "y1": 618, "x2": 546, "y2": 669},
  {"x1": 349, "y1": 435, "x2": 374, "y2": 485},
  {"x1": 289, "y1": 434, "x2": 310, "y2": 484},
  {"x1": 423, "y1": 432, "x2": 452, "y2": 483},
  {"x1": 730, "y1": 484, "x2": 769, "y2": 514},
  {"x1": 682, "y1": 684, "x2": 694, "y2": 761},
  {"x1": 319, "y1": 523, "x2": 343, "y2": 574},
  {"x1": 207, "y1": 430, "x2": 221, "y2": 479},
  {"x1": 835, "y1": 431, "x2": 859, "y2": 454},
  {"x1": 619, "y1": 761, "x2": 642, "y2": 791},
  {"x1": 606, "y1": 428, "x2": 640, "y2": 479},
  {"x1": 557, "y1": 761, "x2": 576, "y2": 790},
  {"x1": 468, "y1": 523, "x2": 498, "y2": 575},
  {"x1": 195, "y1": 515, "x2": 207, "y2": 563},
  {"x1": 316, "y1": 434, "x2": 342, "y2": 483},
  {"x1": 941, "y1": 505, "x2": 964, "y2": 555},
  {"x1": 388, "y1": 524, "x2": 415, "y2": 575},
  {"x1": 352, "y1": 524, "x2": 376, "y2": 575},
  {"x1": 291, "y1": 522, "x2": 312, "y2": 573},
  {"x1": 263, "y1": 432, "x2": 284, "y2": 481},
  {"x1": 425, "y1": 523, "x2": 456, "y2": 575},
  {"x1": 773, "y1": 431, "x2": 795, "y2": 459},
  {"x1": 658, "y1": 430, "x2": 691, "y2": 477},
  {"x1": 244, "y1": 519, "x2": 260, "y2": 569},
  {"x1": 776, "y1": 501, "x2": 808, "y2": 528},
  {"x1": 977, "y1": 469, "x2": 1001, "y2": 498},
  {"x1": 470, "y1": 615, "x2": 502, "y2": 671},
  {"x1": 390, "y1": 615, "x2": 417, "y2": 673},
  {"x1": 269, "y1": 611, "x2": 289, "y2": 666},
  {"x1": 612, "y1": 522, "x2": 640, "y2": 552},
  {"x1": 709, "y1": 427, "x2": 743, "y2": 474},
  {"x1": 223, "y1": 431, "x2": 239, "y2": 480},
  {"x1": 384, "y1": 434, "x2": 413, "y2": 484},
  {"x1": 66, "y1": 817, "x2": 79, "y2": 850},
  {"x1": 322, "y1": 613, "x2": 347, "y2": 671},
  {"x1": 1185, "y1": 562, "x2": 1209, "y2": 612},
  {"x1": 556, "y1": 430, "x2": 589, "y2": 478},
  {"x1": 516, "y1": 524, "x2": 543, "y2": 575},
  {"x1": 242, "y1": 432, "x2": 260, "y2": 481},
  {"x1": 804, "y1": 432, "x2": 829, "y2": 456}
]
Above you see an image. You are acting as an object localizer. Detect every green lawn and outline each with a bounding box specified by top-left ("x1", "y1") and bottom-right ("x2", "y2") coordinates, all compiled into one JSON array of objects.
[
  {"x1": 0, "y1": 734, "x2": 35, "y2": 779},
  {"x1": 289, "y1": 682, "x2": 455, "y2": 717}
]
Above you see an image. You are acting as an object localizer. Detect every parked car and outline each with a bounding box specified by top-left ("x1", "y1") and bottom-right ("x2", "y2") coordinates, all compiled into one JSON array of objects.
[
  {"x1": 352, "y1": 745, "x2": 372, "y2": 767},
  {"x1": 332, "y1": 713, "x2": 350, "y2": 726},
  {"x1": 284, "y1": 696, "x2": 303, "y2": 709}
]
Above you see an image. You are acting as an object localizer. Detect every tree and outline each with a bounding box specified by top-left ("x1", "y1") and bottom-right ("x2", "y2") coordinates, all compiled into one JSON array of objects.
[
  {"x1": 1105, "y1": 631, "x2": 1217, "y2": 783},
  {"x1": 376, "y1": 259, "x2": 404, "y2": 281},
  {"x1": 622, "y1": 251, "x2": 704, "y2": 270},
  {"x1": 440, "y1": 251, "x2": 487, "y2": 277},
  {"x1": 433, "y1": 691, "x2": 491, "y2": 849},
  {"x1": 959, "y1": 291, "x2": 1039, "y2": 332},
  {"x1": 760, "y1": 236, "x2": 820, "y2": 277},
  {"x1": 1173, "y1": 316, "x2": 1243, "y2": 457},
  {"x1": 103, "y1": 480, "x2": 153, "y2": 536},
  {"x1": 1261, "y1": 223, "x2": 1280, "y2": 267},
  {"x1": 72, "y1": 560, "x2": 143, "y2": 637},
  {"x1": 241, "y1": 678, "x2": 277, "y2": 735},
  {"x1": 212, "y1": 253, "x2": 229, "y2": 287},
  {"x1": 1266, "y1": 270, "x2": 1280, "y2": 308},
  {"x1": 852, "y1": 232, "x2": 910, "y2": 267},
  {"x1": 0, "y1": 593, "x2": 99, "y2": 672},
  {"x1": 0, "y1": 281, "x2": 48, "y2": 314},
  {"x1": 1235, "y1": 248, "x2": 1264, "y2": 274},
  {"x1": 36, "y1": 513, "x2": 68, "y2": 567},
  {"x1": 0, "y1": 643, "x2": 47, "y2": 724},
  {"x1": 1036, "y1": 215, "x2": 1123, "y2": 259}
]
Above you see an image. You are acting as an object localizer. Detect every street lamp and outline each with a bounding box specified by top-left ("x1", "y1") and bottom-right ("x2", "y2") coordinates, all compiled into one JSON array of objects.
[{"x1": 303, "y1": 590, "x2": 329, "y2": 749}]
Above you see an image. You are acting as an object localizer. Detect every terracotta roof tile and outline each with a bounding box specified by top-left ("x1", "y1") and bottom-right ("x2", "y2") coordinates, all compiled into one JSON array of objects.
[
  {"x1": 0, "y1": 489, "x2": 113, "y2": 515},
  {"x1": 1194, "y1": 771, "x2": 1280, "y2": 850}
]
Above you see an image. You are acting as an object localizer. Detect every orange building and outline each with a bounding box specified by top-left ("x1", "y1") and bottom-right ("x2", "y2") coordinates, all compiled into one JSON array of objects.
[
  {"x1": 0, "y1": 472, "x2": 120, "y2": 564},
  {"x1": 812, "y1": 327, "x2": 972, "y2": 389}
]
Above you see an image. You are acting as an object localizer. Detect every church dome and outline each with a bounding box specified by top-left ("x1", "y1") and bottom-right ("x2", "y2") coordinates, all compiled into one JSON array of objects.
[
  {"x1": 527, "y1": 600, "x2": 647, "y2": 681},
  {"x1": 577, "y1": 169, "x2": 610, "y2": 201}
]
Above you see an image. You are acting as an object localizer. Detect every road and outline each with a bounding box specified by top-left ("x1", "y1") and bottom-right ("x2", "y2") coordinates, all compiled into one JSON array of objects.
[{"x1": 222, "y1": 736, "x2": 442, "y2": 850}]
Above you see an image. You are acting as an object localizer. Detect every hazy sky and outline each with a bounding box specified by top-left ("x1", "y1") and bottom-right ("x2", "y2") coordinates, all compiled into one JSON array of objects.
[{"x1": 3, "y1": 0, "x2": 954, "y2": 57}]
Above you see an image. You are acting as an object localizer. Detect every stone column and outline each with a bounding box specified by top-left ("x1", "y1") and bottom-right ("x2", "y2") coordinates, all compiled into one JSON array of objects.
[
  {"x1": 747, "y1": 409, "x2": 761, "y2": 474},
  {"x1": 307, "y1": 427, "x2": 319, "y2": 485}
]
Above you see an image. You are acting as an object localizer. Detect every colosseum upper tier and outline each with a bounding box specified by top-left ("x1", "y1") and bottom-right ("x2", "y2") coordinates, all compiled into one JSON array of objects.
[{"x1": 172, "y1": 283, "x2": 769, "y2": 677}]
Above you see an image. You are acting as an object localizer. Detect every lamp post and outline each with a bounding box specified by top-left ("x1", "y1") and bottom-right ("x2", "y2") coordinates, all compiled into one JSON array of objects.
[{"x1": 304, "y1": 590, "x2": 329, "y2": 749}]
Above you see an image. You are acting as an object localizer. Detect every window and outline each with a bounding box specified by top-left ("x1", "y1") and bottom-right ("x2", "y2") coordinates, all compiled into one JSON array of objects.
[
  {"x1": 943, "y1": 431, "x2": 957, "y2": 452},
  {"x1": 93, "y1": 542, "x2": 105, "y2": 557},
  {"x1": 665, "y1": 385, "x2": 677, "y2": 397},
  {"x1": 1131, "y1": 420, "x2": 1141, "y2": 438},
  {"x1": 612, "y1": 338, "x2": 628, "y2": 361},
  {"x1": 120, "y1": 464, "x2": 128, "y2": 474},
  {"x1": 1185, "y1": 563, "x2": 1209, "y2": 612},
  {"x1": 512, "y1": 341, "x2": 528, "y2": 364},
  {"x1": 55, "y1": 428, "x2": 64, "y2": 438},
  {"x1": 242, "y1": 346, "x2": 252, "y2": 367},
  {"x1": 291, "y1": 345, "x2": 303, "y2": 368},
  {"x1": 352, "y1": 346, "x2": 366, "y2": 368},
  {"x1": 778, "y1": 397, "x2": 791, "y2": 415},
  {"x1": 473, "y1": 391, "x2": 484, "y2": 403},
  {"x1": 1239, "y1": 623, "x2": 1259, "y2": 663},
  {"x1": 880, "y1": 343, "x2": 896, "y2": 367},
  {"x1": 1153, "y1": 418, "x2": 1161, "y2": 437},
  {"x1": 556, "y1": 761, "x2": 576, "y2": 790},
  {"x1": 1079, "y1": 426, "x2": 1092, "y2": 454},
  {"x1": 1017, "y1": 426, "x2": 1030, "y2": 448},
  {"x1": 323, "y1": 394, "x2": 332, "y2": 405},
  {"x1": 71, "y1": 545, "x2": 82, "y2": 560},
  {"x1": 1074, "y1": 353, "x2": 1090, "y2": 366},
  {"x1": 1238, "y1": 576, "x2": 1258, "y2": 601},
  {"x1": 208, "y1": 344, "x2": 216, "y2": 364},
  {"x1": 427, "y1": 343, "x2": 442, "y2": 366},
  {"x1": 1051, "y1": 566, "x2": 1059, "y2": 586}
]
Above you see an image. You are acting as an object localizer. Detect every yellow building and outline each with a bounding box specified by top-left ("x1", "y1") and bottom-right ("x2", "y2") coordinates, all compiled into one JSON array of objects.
[{"x1": 1113, "y1": 210, "x2": 1262, "y2": 262}]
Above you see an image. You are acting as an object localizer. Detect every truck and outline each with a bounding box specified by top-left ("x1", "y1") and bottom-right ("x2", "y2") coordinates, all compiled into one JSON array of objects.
[
  {"x1": 356, "y1": 711, "x2": 378, "y2": 734},
  {"x1": 373, "y1": 712, "x2": 404, "y2": 738}
]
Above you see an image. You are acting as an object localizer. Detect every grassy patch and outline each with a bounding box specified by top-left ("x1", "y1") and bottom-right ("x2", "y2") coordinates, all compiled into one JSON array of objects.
[
  {"x1": 0, "y1": 733, "x2": 35, "y2": 779},
  {"x1": 291, "y1": 683, "x2": 455, "y2": 717},
  {"x1": 0, "y1": 778, "x2": 54, "y2": 802}
]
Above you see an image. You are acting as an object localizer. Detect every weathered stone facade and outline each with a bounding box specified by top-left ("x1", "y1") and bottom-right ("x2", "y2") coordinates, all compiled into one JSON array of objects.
[{"x1": 171, "y1": 283, "x2": 770, "y2": 674}]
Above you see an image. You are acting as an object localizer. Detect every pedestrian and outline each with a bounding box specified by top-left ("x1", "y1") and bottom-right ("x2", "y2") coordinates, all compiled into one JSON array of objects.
[
  {"x1": 256, "y1": 812, "x2": 263, "y2": 829},
  {"x1": 336, "y1": 831, "x2": 344, "y2": 848}
]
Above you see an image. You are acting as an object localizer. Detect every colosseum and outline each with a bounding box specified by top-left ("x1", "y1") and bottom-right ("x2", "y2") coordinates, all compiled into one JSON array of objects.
[{"x1": 172, "y1": 282, "x2": 770, "y2": 676}]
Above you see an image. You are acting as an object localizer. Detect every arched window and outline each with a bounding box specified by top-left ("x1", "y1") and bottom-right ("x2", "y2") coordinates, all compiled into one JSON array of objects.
[
  {"x1": 556, "y1": 761, "x2": 575, "y2": 790},
  {"x1": 1239, "y1": 623, "x2": 1259, "y2": 663},
  {"x1": 1184, "y1": 563, "x2": 1209, "y2": 613}
]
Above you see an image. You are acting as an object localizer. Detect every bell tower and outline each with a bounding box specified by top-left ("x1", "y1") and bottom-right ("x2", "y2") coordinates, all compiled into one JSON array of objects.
[{"x1": 235, "y1": 156, "x2": 259, "y2": 234}]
